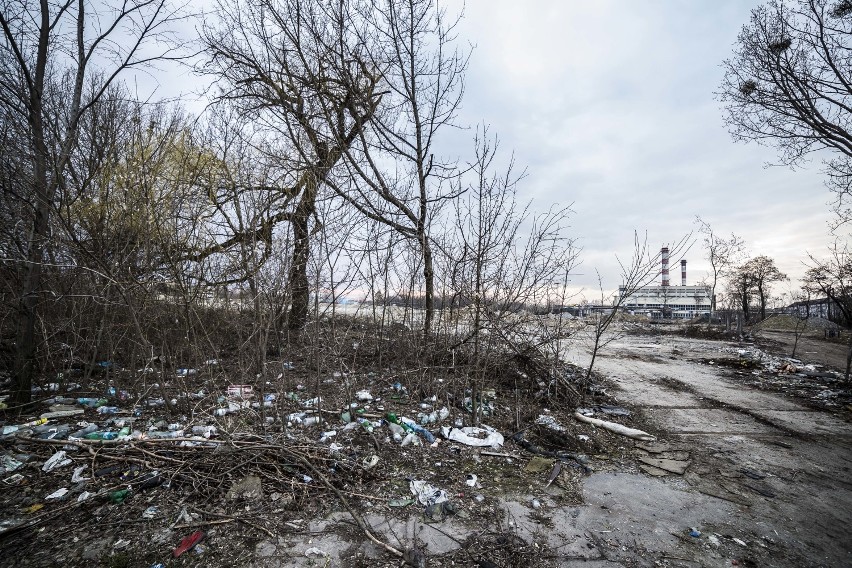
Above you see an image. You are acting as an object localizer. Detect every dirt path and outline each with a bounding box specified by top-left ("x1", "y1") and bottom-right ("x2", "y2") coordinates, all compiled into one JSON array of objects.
[
  {"x1": 569, "y1": 333, "x2": 852, "y2": 567},
  {"x1": 757, "y1": 329, "x2": 850, "y2": 373}
]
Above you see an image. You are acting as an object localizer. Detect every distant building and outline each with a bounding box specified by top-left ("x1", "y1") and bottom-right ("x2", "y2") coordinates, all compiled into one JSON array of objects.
[
  {"x1": 784, "y1": 297, "x2": 841, "y2": 320},
  {"x1": 614, "y1": 247, "x2": 711, "y2": 319},
  {"x1": 617, "y1": 284, "x2": 712, "y2": 319}
]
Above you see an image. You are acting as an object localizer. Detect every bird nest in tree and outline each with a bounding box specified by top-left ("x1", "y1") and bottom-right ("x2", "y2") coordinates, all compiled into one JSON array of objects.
[
  {"x1": 768, "y1": 37, "x2": 792, "y2": 54},
  {"x1": 831, "y1": 1, "x2": 852, "y2": 19},
  {"x1": 740, "y1": 80, "x2": 758, "y2": 96}
]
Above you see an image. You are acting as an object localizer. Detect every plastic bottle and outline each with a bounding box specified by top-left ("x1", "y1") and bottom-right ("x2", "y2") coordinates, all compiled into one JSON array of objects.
[
  {"x1": 146, "y1": 430, "x2": 184, "y2": 439},
  {"x1": 69, "y1": 424, "x2": 98, "y2": 439},
  {"x1": 385, "y1": 413, "x2": 413, "y2": 432},
  {"x1": 400, "y1": 417, "x2": 435, "y2": 443},
  {"x1": 97, "y1": 406, "x2": 120, "y2": 414},
  {"x1": 356, "y1": 418, "x2": 374, "y2": 433},
  {"x1": 2, "y1": 418, "x2": 49, "y2": 435},
  {"x1": 78, "y1": 397, "x2": 108, "y2": 408},
  {"x1": 191, "y1": 425, "x2": 217, "y2": 438},
  {"x1": 85, "y1": 430, "x2": 120, "y2": 440}
]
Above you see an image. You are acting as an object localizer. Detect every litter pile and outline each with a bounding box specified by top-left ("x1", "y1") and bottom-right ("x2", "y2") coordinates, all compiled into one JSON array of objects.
[
  {"x1": 0, "y1": 347, "x2": 655, "y2": 567},
  {"x1": 711, "y1": 346, "x2": 852, "y2": 411}
]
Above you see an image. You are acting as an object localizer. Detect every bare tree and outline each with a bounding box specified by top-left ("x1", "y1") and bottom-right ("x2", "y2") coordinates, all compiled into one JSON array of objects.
[
  {"x1": 334, "y1": 0, "x2": 469, "y2": 336},
  {"x1": 719, "y1": 0, "x2": 852, "y2": 226},
  {"x1": 738, "y1": 255, "x2": 787, "y2": 321},
  {"x1": 0, "y1": 0, "x2": 184, "y2": 403},
  {"x1": 199, "y1": 0, "x2": 382, "y2": 331},
  {"x1": 804, "y1": 243, "x2": 852, "y2": 380},
  {"x1": 695, "y1": 216, "x2": 745, "y2": 320}
]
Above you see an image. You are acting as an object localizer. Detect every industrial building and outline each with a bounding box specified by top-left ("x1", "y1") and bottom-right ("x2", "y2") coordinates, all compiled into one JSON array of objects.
[{"x1": 616, "y1": 247, "x2": 712, "y2": 319}]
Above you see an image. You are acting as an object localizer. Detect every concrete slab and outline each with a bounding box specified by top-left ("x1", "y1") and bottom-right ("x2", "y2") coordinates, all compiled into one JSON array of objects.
[
  {"x1": 646, "y1": 408, "x2": 778, "y2": 434},
  {"x1": 750, "y1": 409, "x2": 852, "y2": 436}
]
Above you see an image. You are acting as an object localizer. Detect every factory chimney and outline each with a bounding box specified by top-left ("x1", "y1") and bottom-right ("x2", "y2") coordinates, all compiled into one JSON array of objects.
[
  {"x1": 681, "y1": 259, "x2": 687, "y2": 286},
  {"x1": 661, "y1": 246, "x2": 670, "y2": 287}
]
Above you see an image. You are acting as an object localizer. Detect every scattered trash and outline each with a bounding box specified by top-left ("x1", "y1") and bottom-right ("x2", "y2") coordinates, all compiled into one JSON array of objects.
[
  {"x1": 305, "y1": 547, "x2": 328, "y2": 558},
  {"x1": 689, "y1": 527, "x2": 701, "y2": 538},
  {"x1": 425, "y1": 500, "x2": 456, "y2": 521},
  {"x1": 597, "y1": 405, "x2": 630, "y2": 417},
  {"x1": 173, "y1": 531, "x2": 205, "y2": 557},
  {"x1": 410, "y1": 480, "x2": 449, "y2": 506},
  {"x1": 2, "y1": 418, "x2": 48, "y2": 435},
  {"x1": 227, "y1": 384, "x2": 254, "y2": 399},
  {"x1": 356, "y1": 390, "x2": 373, "y2": 402},
  {"x1": 362, "y1": 455, "x2": 380, "y2": 470},
  {"x1": 1, "y1": 455, "x2": 24, "y2": 474},
  {"x1": 71, "y1": 465, "x2": 89, "y2": 482},
  {"x1": 531, "y1": 498, "x2": 541, "y2": 509},
  {"x1": 109, "y1": 489, "x2": 131, "y2": 504},
  {"x1": 535, "y1": 414, "x2": 566, "y2": 432},
  {"x1": 465, "y1": 474, "x2": 478, "y2": 487},
  {"x1": 42, "y1": 451, "x2": 72, "y2": 472},
  {"x1": 142, "y1": 506, "x2": 159, "y2": 519},
  {"x1": 46, "y1": 487, "x2": 69, "y2": 500},
  {"x1": 441, "y1": 425, "x2": 504, "y2": 448},
  {"x1": 573, "y1": 412, "x2": 655, "y2": 441},
  {"x1": 388, "y1": 498, "x2": 415, "y2": 508}
]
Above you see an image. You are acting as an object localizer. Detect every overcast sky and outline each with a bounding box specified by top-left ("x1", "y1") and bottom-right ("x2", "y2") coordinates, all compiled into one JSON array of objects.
[
  {"x1": 449, "y1": 0, "x2": 837, "y2": 302},
  {"x1": 158, "y1": 0, "x2": 838, "y2": 303}
]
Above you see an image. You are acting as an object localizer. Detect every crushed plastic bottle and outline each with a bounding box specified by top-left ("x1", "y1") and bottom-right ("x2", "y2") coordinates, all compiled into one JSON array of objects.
[{"x1": 96, "y1": 406, "x2": 120, "y2": 414}]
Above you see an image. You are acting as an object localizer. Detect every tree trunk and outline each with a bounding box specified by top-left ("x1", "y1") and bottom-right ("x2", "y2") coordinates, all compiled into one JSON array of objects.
[
  {"x1": 421, "y1": 232, "x2": 434, "y2": 335},
  {"x1": 846, "y1": 333, "x2": 852, "y2": 382},
  {"x1": 287, "y1": 178, "x2": 317, "y2": 331},
  {"x1": 13, "y1": 37, "x2": 51, "y2": 404}
]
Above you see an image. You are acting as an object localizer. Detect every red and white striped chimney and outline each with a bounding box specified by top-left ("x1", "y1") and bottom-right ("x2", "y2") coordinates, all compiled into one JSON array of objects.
[
  {"x1": 661, "y1": 247, "x2": 670, "y2": 287},
  {"x1": 681, "y1": 259, "x2": 687, "y2": 286}
]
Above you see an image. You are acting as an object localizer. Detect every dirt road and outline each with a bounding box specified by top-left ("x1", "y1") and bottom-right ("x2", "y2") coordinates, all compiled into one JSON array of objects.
[{"x1": 567, "y1": 333, "x2": 852, "y2": 567}]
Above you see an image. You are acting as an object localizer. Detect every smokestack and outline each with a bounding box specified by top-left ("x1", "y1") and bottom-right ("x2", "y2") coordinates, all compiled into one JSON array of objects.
[
  {"x1": 681, "y1": 259, "x2": 687, "y2": 286},
  {"x1": 661, "y1": 247, "x2": 670, "y2": 287}
]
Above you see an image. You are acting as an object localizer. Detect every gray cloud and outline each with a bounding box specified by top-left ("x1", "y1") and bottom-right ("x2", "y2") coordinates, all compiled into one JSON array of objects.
[{"x1": 452, "y1": 0, "x2": 836, "y2": 299}]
